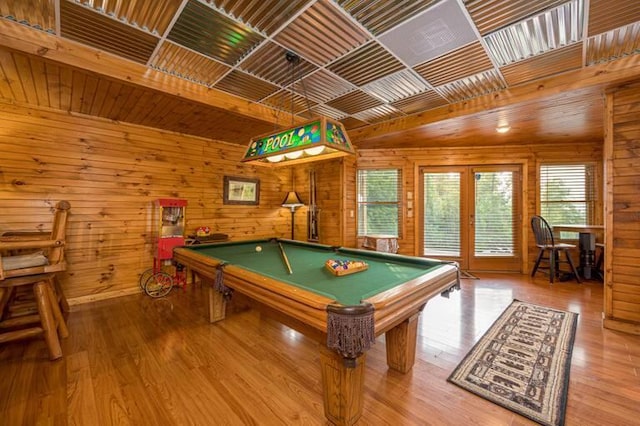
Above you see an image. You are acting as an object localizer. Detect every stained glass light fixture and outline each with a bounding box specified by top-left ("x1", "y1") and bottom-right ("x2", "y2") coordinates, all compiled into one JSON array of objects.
[{"x1": 241, "y1": 52, "x2": 355, "y2": 167}]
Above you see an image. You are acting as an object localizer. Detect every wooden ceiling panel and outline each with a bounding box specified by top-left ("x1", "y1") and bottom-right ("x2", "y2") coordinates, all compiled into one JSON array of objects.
[
  {"x1": 0, "y1": 1, "x2": 639, "y2": 149},
  {"x1": 239, "y1": 42, "x2": 317, "y2": 87},
  {"x1": 294, "y1": 70, "x2": 355, "y2": 104},
  {"x1": 353, "y1": 104, "x2": 404, "y2": 123},
  {"x1": 338, "y1": 0, "x2": 439, "y2": 35},
  {"x1": 60, "y1": 1, "x2": 159, "y2": 64},
  {"x1": 214, "y1": 70, "x2": 280, "y2": 102},
  {"x1": 464, "y1": 0, "x2": 568, "y2": 35},
  {"x1": 167, "y1": 1, "x2": 264, "y2": 66},
  {"x1": 341, "y1": 116, "x2": 369, "y2": 130},
  {"x1": 274, "y1": 0, "x2": 370, "y2": 66},
  {"x1": 0, "y1": 47, "x2": 27, "y2": 102},
  {"x1": 588, "y1": 0, "x2": 640, "y2": 36},
  {"x1": 79, "y1": 0, "x2": 184, "y2": 35},
  {"x1": 586, "y1": 23, "x2": 640, "y2": 65},
  {"x1": 210, "y1": 0, "x2": 312, "y2": 36},
  {"x1": 436, "y1": 69, "x2": 506, "y2": 103},
  {"x1": 501, "y1": 44, "x2": 583, "y2": 86},
  {"x1": 392, "y1": 90, "x2": 449, "y2": 115},
  {"x1": 414, "y1": 42, "x2": 495, "y2": 87},
  {"x1": 151, "y1": 42, "x2": 231, "y2": 86},
  {"x1": 327, "y1": 90, "x2": 383, "y2": 115},
  {"x1": 327, "y1": 41, "x2": 405, "y2": 86},
  {"x1": 0, "y1": 0, "x2": 55, "y2": 31},
  {"x1": 363, "y1": 70, "x2": 430, "y2": 104},
  {"x1": 262, "y1": 91, "x2": 319, "y2": 116}
]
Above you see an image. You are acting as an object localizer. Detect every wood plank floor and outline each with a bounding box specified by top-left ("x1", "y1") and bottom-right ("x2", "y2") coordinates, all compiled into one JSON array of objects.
[{"x1": 1, "y1": 274, "x2": 639, "y2": 425}]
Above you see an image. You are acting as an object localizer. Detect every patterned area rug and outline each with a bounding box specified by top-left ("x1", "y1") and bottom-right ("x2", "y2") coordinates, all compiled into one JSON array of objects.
[{"x1": 448, "y1": 300, "x2": 578, "y2": 426}]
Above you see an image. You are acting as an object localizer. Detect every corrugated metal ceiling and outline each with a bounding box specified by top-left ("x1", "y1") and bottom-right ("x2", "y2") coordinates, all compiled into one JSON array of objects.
[{"x1": 1, "y1": 0, "x2": 640, "y2": 132}]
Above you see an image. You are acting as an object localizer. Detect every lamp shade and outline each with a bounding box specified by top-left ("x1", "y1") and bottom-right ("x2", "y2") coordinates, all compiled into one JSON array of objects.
[
  {"x1": 281, "y1": 191, "x2": 304, "y2": 208},
  {"x1": 242, "y1": 117, "x2": 355, "y2": 167}
]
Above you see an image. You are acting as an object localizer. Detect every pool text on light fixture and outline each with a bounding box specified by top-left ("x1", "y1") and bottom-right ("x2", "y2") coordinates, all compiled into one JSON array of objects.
[{"x1": 241, "y1": 117, "x2": 355, "y2": 167}]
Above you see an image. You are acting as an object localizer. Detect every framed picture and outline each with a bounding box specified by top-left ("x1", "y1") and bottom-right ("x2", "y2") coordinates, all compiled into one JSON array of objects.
[{"x1": 223, "y1": 176, "x2": 260, "y2": 205}]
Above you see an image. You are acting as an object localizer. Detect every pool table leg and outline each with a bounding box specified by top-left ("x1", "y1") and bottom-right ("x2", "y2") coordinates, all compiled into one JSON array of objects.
[
  {"x1": 385, "y1": 311, "x2": 420, "y2": 373},
  {"x1": 208, "y1": 284, "x2": 226, "y2": 323},
  {"x1": 319, "y1": 345, "x2": 366, "y2": 426}
]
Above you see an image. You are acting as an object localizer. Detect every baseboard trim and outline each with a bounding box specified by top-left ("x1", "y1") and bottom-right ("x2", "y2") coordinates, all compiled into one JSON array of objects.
[
  {"x1": 68, "y1": 287, "x2": 142, "y2": 307},
  {"x1": 603, "y1": 317, "x2": 640, "y2": 335}
]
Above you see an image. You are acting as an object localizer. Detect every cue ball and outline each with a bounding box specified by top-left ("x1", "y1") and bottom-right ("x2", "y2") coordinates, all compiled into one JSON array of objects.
[{"x1": 255, "y1": 245, "x2": 262, "y2": 252}]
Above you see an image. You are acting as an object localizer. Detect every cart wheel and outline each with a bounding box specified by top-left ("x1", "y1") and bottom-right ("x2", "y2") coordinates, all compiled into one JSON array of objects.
[
  {"x1": 139, "y1": 268, "x2": 155, "y2": 290},
  {"x1": 144, "y1": 271, "x2": 173, "y2": 298}
]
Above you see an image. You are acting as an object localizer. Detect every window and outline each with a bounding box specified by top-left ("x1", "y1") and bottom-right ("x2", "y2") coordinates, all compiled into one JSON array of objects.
[
  {"x1": 539, "y1": 163, "x2": 596, "y2": 226},
  {"x1": 357, "y1": 169, "x2": 402, "y2": 237}
]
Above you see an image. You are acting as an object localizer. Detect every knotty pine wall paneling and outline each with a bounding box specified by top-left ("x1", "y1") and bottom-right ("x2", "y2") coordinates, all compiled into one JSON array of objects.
[
  {"x1": 342, "y1": 155, "x2": 358, "y2": 249},
  {"x1": 289, "y1": 159, "x2": 346, "y2": 247},
  {"x1": 604, "y1": 82, "x2": 640, "y2": 334},
  {"x1": 351, "y1": 143, "x2": 603, "y2": 270},
  {"x1": 312, "y1": 159, "x2": 344, "y2": 246},
  {"x1": 0, "y1": 102, "x2": 292, "y2": 304}
]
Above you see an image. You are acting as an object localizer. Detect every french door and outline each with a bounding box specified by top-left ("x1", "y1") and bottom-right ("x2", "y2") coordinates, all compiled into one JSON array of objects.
[{"x1": 419, "y1": 165, "x2": 522, "y2": 272}]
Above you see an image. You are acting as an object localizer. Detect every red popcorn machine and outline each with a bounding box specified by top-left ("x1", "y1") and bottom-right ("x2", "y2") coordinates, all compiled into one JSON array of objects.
[{"x1": 140, "y1": 198, "x2": 188, "y2": 297}]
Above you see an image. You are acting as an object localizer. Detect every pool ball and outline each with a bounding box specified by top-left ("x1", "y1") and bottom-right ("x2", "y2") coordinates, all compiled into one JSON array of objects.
[{"x1": 256, "y1": 245, "x2": 262, "y2": 252}]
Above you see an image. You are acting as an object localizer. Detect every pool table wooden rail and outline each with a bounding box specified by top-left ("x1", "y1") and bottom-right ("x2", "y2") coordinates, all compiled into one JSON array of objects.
[
  {"x1": 367, "y1": 263, "x2": 458, "y2": 335},
  {"x1": 174, "y1": 247, "x2": 334, "y2": 331}
]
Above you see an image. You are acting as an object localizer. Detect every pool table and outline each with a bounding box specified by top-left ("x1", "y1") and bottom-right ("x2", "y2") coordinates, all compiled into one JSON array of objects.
[{"x1": 173, "y1": 238, "x2": 459, "y2": 426}]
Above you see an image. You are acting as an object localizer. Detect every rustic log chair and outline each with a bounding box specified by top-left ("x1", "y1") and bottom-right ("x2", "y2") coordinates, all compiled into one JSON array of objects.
[
  {"x1": 0, "y1": 201, "x2": 71, "y2": 360},
  {"x1": 530, "y1": 215, "x2": 582, "y2": 284}
]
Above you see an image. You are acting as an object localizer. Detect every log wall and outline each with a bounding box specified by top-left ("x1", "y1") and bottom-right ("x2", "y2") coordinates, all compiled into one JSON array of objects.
[
  {"x1": 0, "y1": 102, "x2": 344, "y2": 303},
  {"x1": 604, "y1": 82, "x2": 640, "y2": 334}
]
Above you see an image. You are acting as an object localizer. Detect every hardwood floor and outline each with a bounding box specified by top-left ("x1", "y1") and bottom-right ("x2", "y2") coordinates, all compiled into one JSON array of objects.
[{"x1": 1, "y1": 274, "x2": 639, "y2": 425}]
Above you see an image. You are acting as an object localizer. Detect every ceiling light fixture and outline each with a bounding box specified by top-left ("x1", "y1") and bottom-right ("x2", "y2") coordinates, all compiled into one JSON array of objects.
[
  {"x1": 241, "y1": 52, "x2": 355, "y2": 167},
  {"x1": 496, "y1": 125, "x2": 511, "y2": 134}
]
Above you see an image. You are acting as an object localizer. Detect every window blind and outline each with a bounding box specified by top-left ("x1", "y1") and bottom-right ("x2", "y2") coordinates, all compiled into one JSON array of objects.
[
  {"x1": 423, "y1": 172, "x2": 460, "y2": 256},
  {"x1": 540, "y1": 164, "x2": 596, "y2": 226},
  {"x1": 474, "y1": 171, "x2": 516, "y2": 256},
  {"x1": 357, "y1": 169, "x2": 401, "y2": 237}
]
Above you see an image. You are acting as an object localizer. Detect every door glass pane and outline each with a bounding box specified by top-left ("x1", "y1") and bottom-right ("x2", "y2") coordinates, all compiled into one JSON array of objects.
[
  {"x1": 474, "y1": 171, "x2": 515, "y2": 257},
  {"x1": 423, "y1": 172, "x2": 460, "y2": 256}
]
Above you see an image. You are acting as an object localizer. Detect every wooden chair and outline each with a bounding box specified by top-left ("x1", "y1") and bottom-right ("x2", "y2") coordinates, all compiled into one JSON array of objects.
[
  {"x1": 530, "y1": 215, "x2": 581, "y2": 284},
  {"x1": 0, "y1": 201, "x2": 71, "y2": 360},
  {"x1": 595, "y1": 242, "x2": 605, "y2": 280}
]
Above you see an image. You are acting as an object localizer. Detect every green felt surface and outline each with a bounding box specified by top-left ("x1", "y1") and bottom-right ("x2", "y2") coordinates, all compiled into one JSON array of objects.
[{"x1": 184, "y1": 239, "x2": 444, "y2": 305}]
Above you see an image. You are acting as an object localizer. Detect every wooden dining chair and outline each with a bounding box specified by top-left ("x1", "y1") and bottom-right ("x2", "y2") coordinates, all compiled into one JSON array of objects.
[
  {"x1": 530, "y1": 215, "x2": 581, "y2": 284},
  {"x1": 0, "y1": 201, "x2": 71, "y2": 360},
  {"x1": 595, "y1": 242, "x2": 605, "y2": 280}
]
